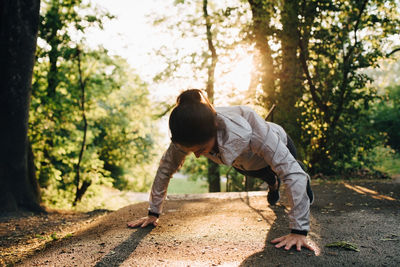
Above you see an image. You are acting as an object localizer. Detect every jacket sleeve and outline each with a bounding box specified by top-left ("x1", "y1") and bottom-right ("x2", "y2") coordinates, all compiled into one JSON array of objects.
[
  {"x1": 244, "y1": 107, "x2": 310, "y2": 232},
  {"x1": 148, "y1": 142, "x2": 188, "y2": 215}
]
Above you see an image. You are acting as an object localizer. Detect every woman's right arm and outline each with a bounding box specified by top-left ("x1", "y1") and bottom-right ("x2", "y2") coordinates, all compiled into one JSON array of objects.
[
  {"x1": 127, "y1": 143, "x2": 187, "y2": 228},
  {"x1": 148, "y1": 142, "x2": 188, "y2": 216}
]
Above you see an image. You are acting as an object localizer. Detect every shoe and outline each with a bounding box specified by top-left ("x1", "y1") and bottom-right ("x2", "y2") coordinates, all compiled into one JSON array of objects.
[
  {"x1": 267, "y1": 177, "x2": 280, "y2": 206},
  {"x1": 307, "y1": 178, "x2": 314, "y2": 205}
]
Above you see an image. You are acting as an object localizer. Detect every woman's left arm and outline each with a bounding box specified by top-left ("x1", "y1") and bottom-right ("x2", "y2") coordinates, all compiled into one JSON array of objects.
[{"x1": 243, "y1": 107, "x2": 312, "y2": 250}]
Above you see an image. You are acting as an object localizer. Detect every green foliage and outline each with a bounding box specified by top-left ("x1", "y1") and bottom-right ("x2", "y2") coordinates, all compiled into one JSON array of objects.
[
  {"x1": 30, "y1": 0, "x2": 159, "y2": 209},
  {"x1": 368, "y1": 146, "x2": 400, "y2": 176},
  {"x1": 294, "y1": 0, "x2": 400, "y2": 173},
  {"x1": 372, "y1": 85, "x2": 400, "y2": 153},
  {"x1": 180, "y1": 154, "x2": 209, "y2": 181}
]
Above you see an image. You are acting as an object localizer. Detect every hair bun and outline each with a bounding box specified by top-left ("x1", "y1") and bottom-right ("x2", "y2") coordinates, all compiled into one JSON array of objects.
[{"x1": 177, "y1": 89, "x2": 204, "y2": 106}]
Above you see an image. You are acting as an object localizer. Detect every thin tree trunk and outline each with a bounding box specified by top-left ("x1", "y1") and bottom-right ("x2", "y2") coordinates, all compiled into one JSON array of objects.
[
  {"x1": 73, "y1": 48, "x2": 91, "y2": 205},
  {"x1": 0, "y1": 0, "x2": 43, "y2": 212},
  {"x1": 203, "y1": 0, "x2": 220, "y2": 192}
]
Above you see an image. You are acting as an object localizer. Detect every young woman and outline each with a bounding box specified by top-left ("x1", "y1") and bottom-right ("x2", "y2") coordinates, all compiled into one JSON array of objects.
[{"x1": 128, "y1": 89, "x2": 315, "y2": 251}]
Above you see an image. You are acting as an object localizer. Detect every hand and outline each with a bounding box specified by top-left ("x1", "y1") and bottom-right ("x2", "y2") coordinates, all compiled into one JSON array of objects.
[
  {"x1": 127, "y1": 216, "x2": 158, "y2": 228},
  {"x1": 271, "y1": 233, "x2": 317, "y2": 252}
]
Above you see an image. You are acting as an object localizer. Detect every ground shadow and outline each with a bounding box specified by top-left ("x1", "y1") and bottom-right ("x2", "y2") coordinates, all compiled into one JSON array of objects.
[
  {"x1": 238, "y1": 181, "x2": 400, "y2": 266},
  {"x1": 238, "y1": 198, "x2": 297, "y2": 267},
  {"x1": 94, "y1": 225, "x2": 154, "y2": 267}
]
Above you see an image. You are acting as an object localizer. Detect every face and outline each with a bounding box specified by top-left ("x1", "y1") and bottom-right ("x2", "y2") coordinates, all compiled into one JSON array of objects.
[{"x1": 178, "y1": 137, "x2": 216, "y2": 158}]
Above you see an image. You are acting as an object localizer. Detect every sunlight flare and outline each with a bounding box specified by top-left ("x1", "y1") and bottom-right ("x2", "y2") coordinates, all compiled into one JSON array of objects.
[{"x1": 343, "y1": 183, "x2": 396, "y2": 201}]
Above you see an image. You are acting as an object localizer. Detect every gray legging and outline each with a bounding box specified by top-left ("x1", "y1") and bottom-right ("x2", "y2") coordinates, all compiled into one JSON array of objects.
[{"x1": 233, "y1": 135, "x2": 298, "y2": 187}]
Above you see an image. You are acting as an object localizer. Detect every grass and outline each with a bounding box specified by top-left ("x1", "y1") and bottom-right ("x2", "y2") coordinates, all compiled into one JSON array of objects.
[
  {"x1": 370, "y1": 146, "x2": 400, "y2": 176},
  {"x1": 167, "y1": 177, "x2": 227, "y2": 194},
  {"x1": 167, "y1": 178, "x2": 209, "y2": 194}
]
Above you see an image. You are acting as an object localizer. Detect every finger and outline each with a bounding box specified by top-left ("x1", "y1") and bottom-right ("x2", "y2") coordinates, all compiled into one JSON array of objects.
[
  {"x1": 304, "y1": 242, "x2": 315, "y2": 251},
  {"x1": 284, "y1": 244, "x2": 292, "y2": 250},
  {"x1": 153, "y1": 219, "x2": 158, "y2": 226},
  {"x1": 284, "y1": 240, "x2": 295, "y2": 250},
  {"x1": 141, "y1": 219, "x2": 150, "y2": 228},
  {"x1": 271, "y1": 236, "x2": 284, "y2": 244},
  {"x1": 275, "y1": 240, "x2": 286, "y2": 249},
  {"x1": 127, "y1": 220, "x2": 141, "y2": 228},
  {"x1": 296, "y1": 241, "x2": 302, "y2": 251}
]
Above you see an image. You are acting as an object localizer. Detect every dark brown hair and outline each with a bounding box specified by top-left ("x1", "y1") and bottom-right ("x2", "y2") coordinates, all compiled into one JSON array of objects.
[{"x1": 169, "y1": 89, "x2": 217, "y2": 147}]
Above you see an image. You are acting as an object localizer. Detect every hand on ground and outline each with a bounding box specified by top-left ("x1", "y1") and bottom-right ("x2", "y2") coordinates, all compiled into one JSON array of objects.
[
  {"x1": 127, "y1": 216, "x2": 158, "y2": 228},
  {"x1": 271, "y1": 233, "x2": 319, "y2": 254}
]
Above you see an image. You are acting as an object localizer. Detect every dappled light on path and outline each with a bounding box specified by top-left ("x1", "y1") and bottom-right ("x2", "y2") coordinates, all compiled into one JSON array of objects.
[{"x1": 343, "y1": 183, "x2": 396, "y2": 201}]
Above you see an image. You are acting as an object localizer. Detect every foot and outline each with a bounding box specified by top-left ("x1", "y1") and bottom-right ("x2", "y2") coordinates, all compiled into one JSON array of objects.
[{"x1": 267, "y1": 177, "x2": 280, "y2": 206}]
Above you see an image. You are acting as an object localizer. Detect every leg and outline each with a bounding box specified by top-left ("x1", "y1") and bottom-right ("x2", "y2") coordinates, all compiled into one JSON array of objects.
[
  {"x1": 234, "y1": 167, "x2": 276, "y2": 187},
  {"x1": 234, "y1": 167, "x2": 280, "y2": 205}
]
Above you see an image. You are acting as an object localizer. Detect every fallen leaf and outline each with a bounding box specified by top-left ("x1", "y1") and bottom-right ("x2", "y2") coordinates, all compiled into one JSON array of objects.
[{"x1": 325, "y1": 241, "x2": 360, "y2": 252}]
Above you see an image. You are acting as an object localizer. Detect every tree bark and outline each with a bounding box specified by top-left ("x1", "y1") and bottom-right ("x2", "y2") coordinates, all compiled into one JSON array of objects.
[
  {"x1": 0, "y1": 0, "x2": 43, "y2": 212},
  {"x1": 278, "y1": 0, "x2": 302, "y2": 144},
  {"x1": 203, "y1": 0, "x2": 220, "y2": 192},
  {"x1": 248, "y1": 0, "x2": 276, "y2": 106}
]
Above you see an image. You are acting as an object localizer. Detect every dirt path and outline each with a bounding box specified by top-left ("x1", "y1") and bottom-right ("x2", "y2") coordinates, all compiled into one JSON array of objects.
[{"x1": 14, "y1": 180, "x2": 400, "y2": 266}]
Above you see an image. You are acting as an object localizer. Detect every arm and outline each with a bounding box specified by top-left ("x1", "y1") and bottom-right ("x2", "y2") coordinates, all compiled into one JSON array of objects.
[
  {"x1": 242, "y1": 107, "x2": 313, "y2": 251},
  {"x1": 148, "y1": 142, "x2": 188, "y2": 215},
  {"x1": 252, "y1": 122, "x2": 310, "y2": 233},
  {"x1": 127, "y1": 143, "x2": 187, "y2": 228},
  {"x1": 242, "y1": 106, "x2": 310, "y2": 233}
]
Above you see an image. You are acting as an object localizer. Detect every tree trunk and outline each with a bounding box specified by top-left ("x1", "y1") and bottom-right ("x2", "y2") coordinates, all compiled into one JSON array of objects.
[
  {"x1": 277, "y1": 0, "x2": 303, "y2": 146},
  {"x1": 73, "y1": 48, "x2": 91, "y2": 205},
  {"x1": 0, "y1": 0, "x2": 43, "y2": 212},
  {"x1": 248, "y1": 0, "x2": 276, "y2": 107},
  {"x1": 203, "y1": 0, "x2": 220, "y2": 192}
]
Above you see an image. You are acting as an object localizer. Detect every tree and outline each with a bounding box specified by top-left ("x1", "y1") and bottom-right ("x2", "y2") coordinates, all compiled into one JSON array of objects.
[
  {"x1": 296, "y1": 0, "x2": 400, "y2": 173},
  {"x1": 247, "y1": 0, "x2": 276, "y2": 107},
  {"x1": 203, "y1": 0, "x2": 221, "y2": 192},
  {"x1": 275, "y1": 0, "x2": 304, "y2": 147},
  {"x1": 0, "y1": 0, "x2": 42, "y2": 212},
  {"x1": 246, "y1": 0, "x2": 400, "y2": 173},
  {"x1": 30, "y1": 1, "x2": 159, "y2": 209},
  {"x1": 73, "y1": 47, "x2": 90, "y2": 205}
]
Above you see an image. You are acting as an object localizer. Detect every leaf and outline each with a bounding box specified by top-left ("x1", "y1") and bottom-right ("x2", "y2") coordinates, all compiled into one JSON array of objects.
[
  {"x1": 325, "y1": 241, "x2": 360, "y2": 252},
  {"x1": 35, "y1": 234, "x2": 46, "y2": 240},
  {"x1": 64, "y1": 233, "x2": 74, "y2": 238},
  {"x1": 50, "y1": 232, "x2": 59, "y2": 240}
]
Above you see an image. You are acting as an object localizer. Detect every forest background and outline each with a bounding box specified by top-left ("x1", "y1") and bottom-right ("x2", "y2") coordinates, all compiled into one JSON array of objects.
[{"x1": 1, "y1": 0, "x2": 399, "y2": 213}]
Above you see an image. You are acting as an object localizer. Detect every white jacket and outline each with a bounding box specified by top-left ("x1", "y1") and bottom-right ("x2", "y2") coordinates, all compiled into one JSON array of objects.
[{"x1": 149, "y1": 106, "x2": 310, "y2": 232}]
